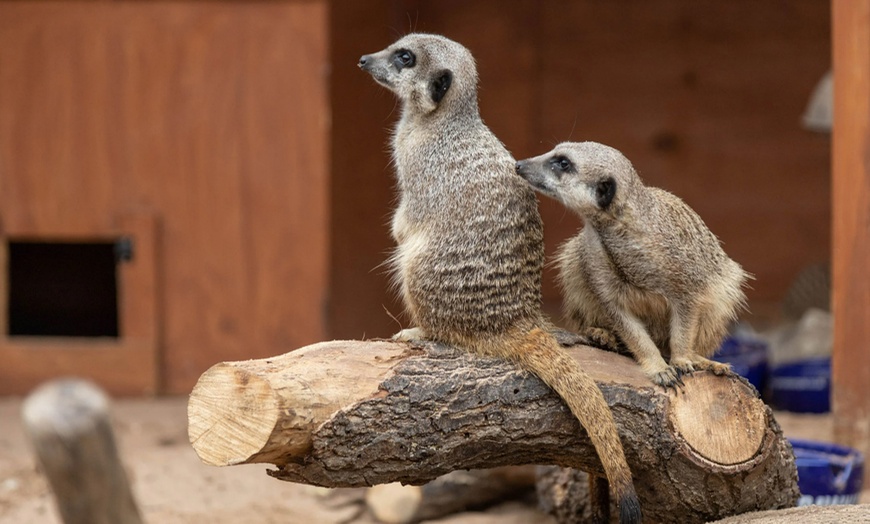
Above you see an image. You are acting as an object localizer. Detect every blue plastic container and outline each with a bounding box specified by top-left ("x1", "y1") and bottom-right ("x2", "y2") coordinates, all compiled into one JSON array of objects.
[
  {"x1": 769, "y1": 357, "x2": 831, "y2": 413},
  {"x1": 714, "y1": 334, "x2": 768, "y2": 393},
  {"x1": 791, "y1": 438, "x2": 864, "y2": 506}
]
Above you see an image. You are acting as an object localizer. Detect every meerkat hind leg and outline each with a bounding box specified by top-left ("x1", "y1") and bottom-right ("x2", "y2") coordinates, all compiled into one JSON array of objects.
[
  {"x1": 548, "y1": 326, "x2": 588, "y2": 347},
  {"x1": 392, "y1": 326, "x2": 429, "y2": 343},
  {"x1": 582, "y1": 326, "x2": 631, "y2": 355},
  {"x1": 670, "y1": 304, "x2": 733, "y2": 377}
]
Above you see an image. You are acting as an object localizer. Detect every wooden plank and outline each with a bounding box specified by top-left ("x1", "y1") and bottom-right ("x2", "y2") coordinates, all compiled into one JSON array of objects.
[{"x1": 832, "y1": 0, "x2": 870, "y2": 476}]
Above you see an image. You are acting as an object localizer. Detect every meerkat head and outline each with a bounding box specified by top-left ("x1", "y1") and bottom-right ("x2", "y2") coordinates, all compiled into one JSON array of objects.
[
  {"x1": 359, "y1": 33, "x2": 477, "y2": 115},
  {"x1": 515, "y1": 142, "x2": 640, "y2": 218}
]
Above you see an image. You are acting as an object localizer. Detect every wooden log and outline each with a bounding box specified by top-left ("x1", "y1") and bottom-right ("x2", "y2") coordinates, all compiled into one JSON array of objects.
[
  {"x1": 188, "y1": 340, "x2": 798, "y2": 521},
  {"x1": 709, "y1": 504, "x2": 870, "y2": 523},
  {"x1": 365, "y1": 467, "x2": 537, "y2": 524},
  {"x1": 21, "y1": 378, "x2": 143, "y2": 524}
]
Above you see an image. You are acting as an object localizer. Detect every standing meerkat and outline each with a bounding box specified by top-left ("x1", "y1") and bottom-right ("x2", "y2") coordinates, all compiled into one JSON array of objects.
[
  {"x1": 516, "y1": 141, "x2": 749, "y2": 389},
  {"x1": 359, "y1": 35, "x2": 641, "y2": 523}
]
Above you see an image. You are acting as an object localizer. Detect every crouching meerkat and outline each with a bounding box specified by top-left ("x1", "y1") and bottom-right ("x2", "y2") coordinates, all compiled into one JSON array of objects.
[
  {"x1": 516, "y1": 142, "x2": 749, "y2": 389},
  {"x1": 359, "y1": 35, "x2": 641, "y2": 523}
]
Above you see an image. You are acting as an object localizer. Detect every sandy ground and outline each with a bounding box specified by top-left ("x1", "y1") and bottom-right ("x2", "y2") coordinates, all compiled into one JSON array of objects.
[{"x1": 0, "y1": 396, "x2": 866, "y2": 524}]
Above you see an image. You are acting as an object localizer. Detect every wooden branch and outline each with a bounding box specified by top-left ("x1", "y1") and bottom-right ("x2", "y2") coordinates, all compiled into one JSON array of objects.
[
  {"x1": 365, "y1": 467, "x2": 536, "y2": 524},
  {"x1": 188, "y1": 340, "x2": 798, "y2": 521},
  {"x1": 22, "y1": 379, "x2": 143, "y2": 524}
]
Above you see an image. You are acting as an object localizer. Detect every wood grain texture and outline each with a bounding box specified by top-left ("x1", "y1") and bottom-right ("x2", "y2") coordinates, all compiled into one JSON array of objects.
[
  {"x1": 0, "y1": 2, "x2": 330, "y2": 393},
  {"x1": 832, "y1": 0, "x2": 870, "y2": 482},
  {"x1": 187, "y1": 340, "x2": 798, "y2": 522}
]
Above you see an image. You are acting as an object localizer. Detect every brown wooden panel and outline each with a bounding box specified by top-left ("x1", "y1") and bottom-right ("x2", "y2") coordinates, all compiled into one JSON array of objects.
[
  {"x1": 832, "y1": 0, "x2": 870, "y2": 478},
  {"x1": 0, "y1": 2, "x2": 329, "y2": 393},
  {"x1": 327, "y1": 0, "x2": 404, "y2": 340}
]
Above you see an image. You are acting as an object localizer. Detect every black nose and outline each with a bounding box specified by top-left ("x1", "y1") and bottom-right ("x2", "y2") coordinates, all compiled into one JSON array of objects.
[
  {"x1": 359, "y1": 55, "x2": 370, "y2": 68},
  {"x1": 515, "y1": 161, "x2": 525, "y2": 173}
]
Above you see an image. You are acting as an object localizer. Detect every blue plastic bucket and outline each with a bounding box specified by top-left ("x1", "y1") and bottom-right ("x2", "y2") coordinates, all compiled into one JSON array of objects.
[
  {"x1": 714, "y1": 334, "x2": 768, "y2": 393},
  {"x1": 791, "y1": 439, "x2": 864, "y2": 506},
  {"x1": 769, "y1": 357, "x2": 831, "y2": 413}
]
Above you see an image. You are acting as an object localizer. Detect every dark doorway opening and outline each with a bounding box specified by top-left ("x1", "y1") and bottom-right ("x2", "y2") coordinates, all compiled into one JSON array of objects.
[{"x1": 7, "y1": 241, "x2": 120, "y2": 337}]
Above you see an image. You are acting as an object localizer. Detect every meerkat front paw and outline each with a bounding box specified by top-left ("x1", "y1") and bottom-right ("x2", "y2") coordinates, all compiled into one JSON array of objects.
[
  {"x1": 670, "y1": 357, "x2": 696, "y2": 377},
  {"x1": 392, "y1": 327, "x2": 428, "y2": 343},
  {"x1": 689, "y1": 356, "x2": 732, "y2": 376}
]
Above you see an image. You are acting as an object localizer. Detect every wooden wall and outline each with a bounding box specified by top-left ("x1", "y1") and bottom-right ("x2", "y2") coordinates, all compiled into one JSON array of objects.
[
  {"x1": 328, "y1": 0, "x2": 831, "y2": 339},
  {"x1": 0, "y1": 1, "x2": 833, "y2": 394},
  {"x1": 0, "y1": 2, "x2": 330, "y2": 394}
]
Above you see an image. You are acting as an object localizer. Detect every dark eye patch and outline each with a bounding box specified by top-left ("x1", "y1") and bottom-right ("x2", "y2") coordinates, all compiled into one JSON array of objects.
[
  {"x1": 392, "y1": 49, "x2": 416, "y2": 70},
  {"x1": 549, "y1": 156, "x2": 574, "y2": 175}
]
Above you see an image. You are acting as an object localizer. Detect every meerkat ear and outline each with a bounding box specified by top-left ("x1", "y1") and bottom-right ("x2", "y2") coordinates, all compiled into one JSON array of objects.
[
  {"x1": 595, "y1": 177, "x2": 617, "y2": 210},
  {"x1": 429, "y1": 70, "x2": 453, "y2": 104}
]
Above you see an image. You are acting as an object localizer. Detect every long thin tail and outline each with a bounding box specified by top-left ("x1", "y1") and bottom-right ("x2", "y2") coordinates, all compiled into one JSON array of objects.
[{"x1": 514, "y1": 328, "x2": 642, "y2": 524}]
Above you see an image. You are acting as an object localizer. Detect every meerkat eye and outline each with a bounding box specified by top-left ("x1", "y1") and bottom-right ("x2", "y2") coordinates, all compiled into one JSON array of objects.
[
  {"x1": 549, "y1": 156, "x2": 574, "y2": 174},
  {"x1": 392, "y1": 49, "x2": 416, "y2": 69}
]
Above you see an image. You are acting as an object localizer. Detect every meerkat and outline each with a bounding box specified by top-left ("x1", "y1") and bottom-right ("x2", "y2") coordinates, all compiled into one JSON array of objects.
[
  {"x1": 516, "y1": 141, "x2": 749, "y2": 389},
  {"x1": 359, "y1": 35, "x2": 641, "y2": 523}
]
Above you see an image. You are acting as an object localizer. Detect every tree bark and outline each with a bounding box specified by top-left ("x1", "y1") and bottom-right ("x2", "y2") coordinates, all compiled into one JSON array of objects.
[
  {"x1": 188, "y1": 340, "x2": 798, "y2": 522},
  {"x1": 21, "y1": 379, "x2": 143, "y2": 524}
]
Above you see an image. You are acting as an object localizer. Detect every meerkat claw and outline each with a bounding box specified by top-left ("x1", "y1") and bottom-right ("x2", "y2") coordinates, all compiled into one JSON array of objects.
[
  {"x1": 670, "y1": 356, "x2": 698, "y2": 376},
  {"x1": 652, "y1": 367, "x2": 684, "y2": 393}
]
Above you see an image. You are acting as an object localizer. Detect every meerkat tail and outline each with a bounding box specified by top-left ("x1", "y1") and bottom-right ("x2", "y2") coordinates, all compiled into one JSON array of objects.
[{"x1": 512, "y1": 328, "x2": 641, "y2": 524}]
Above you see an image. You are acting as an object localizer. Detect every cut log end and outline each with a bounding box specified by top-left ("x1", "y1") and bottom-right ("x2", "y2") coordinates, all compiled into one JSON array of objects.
[
  {"x1": 188, "y1": 364, "x2": 280, "y2": 467},
  {"x1": 669, "y1": 373, "x2": 766, "y2": 465}
]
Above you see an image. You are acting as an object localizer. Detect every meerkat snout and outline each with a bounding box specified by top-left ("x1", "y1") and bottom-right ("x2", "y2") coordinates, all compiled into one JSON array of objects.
[
  {"x1": 358, "y1": 55, "x2": 370, "y2": 68},
  {"x1": 515, "y1": 159, "x2": 558, "y2": 198}
]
